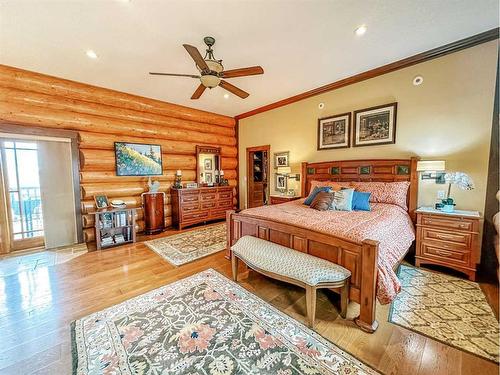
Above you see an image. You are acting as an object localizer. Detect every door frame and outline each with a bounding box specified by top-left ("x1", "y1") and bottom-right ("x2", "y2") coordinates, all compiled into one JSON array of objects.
[
  {"x1": 0, "y1": 122, "x2": 83, "y2": 249},
  {"x1": 246, "y1": 145, "x2": 270, "y2": 209}
]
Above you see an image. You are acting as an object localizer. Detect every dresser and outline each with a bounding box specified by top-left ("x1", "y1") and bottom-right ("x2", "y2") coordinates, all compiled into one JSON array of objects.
[
  {"x1": 269, "y1": 195, "x2": 300, "y2": 205},
  {"x1": 415, "y1": 207, "x2": 481, "y2": 281},
  {"x1": 171, "y1": 186, "x2": 233, "y2": 230},
  {"x1": 142, "y1": 192, "x2": 165, "y2": 235}
]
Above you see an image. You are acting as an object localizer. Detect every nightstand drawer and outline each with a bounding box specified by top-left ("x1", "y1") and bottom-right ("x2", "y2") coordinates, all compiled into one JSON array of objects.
[
  {"x1": 421, "y1": 215, "x2": 473, "y2": 231},
  {"x1": 422, "y1": 228, "x2": 471, "y2": 247},
  {"x1": 420, "y1": 243, "x2": 469, "y2": 264}
]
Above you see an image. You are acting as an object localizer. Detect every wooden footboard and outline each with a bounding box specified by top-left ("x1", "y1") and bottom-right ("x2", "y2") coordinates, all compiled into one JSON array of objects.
[{"x1": 225, "y1": 210, "x2": 380, "y2": 332}]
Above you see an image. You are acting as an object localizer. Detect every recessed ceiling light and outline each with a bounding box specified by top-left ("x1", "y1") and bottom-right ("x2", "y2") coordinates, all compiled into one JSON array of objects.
[
  {"x1": 355, "y1": 25, "x2": 367, "y2": 36},
  {"x1": 86, "y1": 50, "x2": 98, "y2": 59},
  {"x1": 223, "y1": 93, "x2": 229, "y2": 99},
  {"x1": 413, "y1": 76, "x2": 424, "y2": 86}
]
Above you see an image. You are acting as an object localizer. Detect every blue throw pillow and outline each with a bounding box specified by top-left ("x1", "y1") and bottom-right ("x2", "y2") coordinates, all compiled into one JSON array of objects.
[
  {"x1": 330, "y1": 188, "x2": 354, "y2": 211},
  {"x1": 352, "y1": 191, "x2": 371, "y2": 211},
  {"x1": 304, "y1": 186, "x2": 332, "y2": 205}
]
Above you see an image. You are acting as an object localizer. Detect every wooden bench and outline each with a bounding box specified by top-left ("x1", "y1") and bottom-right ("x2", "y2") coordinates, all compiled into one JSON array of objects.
[{"x1": 231, "y1": 235, "x2": 351, "y2": 328}]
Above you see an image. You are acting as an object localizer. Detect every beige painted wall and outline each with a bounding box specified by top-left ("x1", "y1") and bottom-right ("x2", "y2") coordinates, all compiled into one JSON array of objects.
[{"x1": 239, "y1": 41, "x2": 498, "y2": 213}]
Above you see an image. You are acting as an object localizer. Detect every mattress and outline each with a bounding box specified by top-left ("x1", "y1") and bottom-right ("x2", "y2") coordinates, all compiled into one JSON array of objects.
[{"x1": 241, "y1": 199, "x2": 415, "y2": 304}]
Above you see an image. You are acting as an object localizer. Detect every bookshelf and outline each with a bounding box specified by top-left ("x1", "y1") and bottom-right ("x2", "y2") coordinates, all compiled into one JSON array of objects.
[{"x1": 92, "y1": 207, "x2": 137, "y2": 250}]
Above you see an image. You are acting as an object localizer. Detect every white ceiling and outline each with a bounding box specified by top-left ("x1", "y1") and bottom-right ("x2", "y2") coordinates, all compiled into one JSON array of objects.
[{"x1": 1, "y1": 0, "x2": 498, "y2": 117}]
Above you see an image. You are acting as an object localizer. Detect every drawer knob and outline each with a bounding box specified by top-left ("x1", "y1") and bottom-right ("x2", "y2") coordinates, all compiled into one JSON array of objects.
[{"x1": 436, "y1": 250, "x2": 451, "y2": 256}]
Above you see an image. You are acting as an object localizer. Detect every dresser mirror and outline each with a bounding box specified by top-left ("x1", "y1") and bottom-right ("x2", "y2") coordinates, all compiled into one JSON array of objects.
[{"x1": 196, "y1": 145, "x2": 221, "y2": 185}]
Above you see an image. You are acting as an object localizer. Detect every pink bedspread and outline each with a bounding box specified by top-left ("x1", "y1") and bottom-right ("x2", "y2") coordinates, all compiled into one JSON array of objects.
[{"x1": 241, "y1": 199, "x2": 415, "y2": 304}]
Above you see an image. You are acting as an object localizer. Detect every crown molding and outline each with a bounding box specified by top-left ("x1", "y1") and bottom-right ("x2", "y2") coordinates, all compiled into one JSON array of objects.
[{"x1": 235, "y1": 27, "x2": 499, "y2": 120}]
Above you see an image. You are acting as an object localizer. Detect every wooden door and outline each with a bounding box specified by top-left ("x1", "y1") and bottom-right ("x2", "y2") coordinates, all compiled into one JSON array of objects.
[{"x1": 246, "y1": 145, "x2": 269, "y2": 208}]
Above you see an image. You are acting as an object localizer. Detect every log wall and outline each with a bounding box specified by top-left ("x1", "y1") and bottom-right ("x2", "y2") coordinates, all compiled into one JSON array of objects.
[{"x1": 0, "y1": 64, "x2": 237, "y2": 247}]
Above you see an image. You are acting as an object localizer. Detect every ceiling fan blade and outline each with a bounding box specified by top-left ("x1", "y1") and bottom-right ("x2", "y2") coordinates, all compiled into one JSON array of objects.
[
  {"x1": 183, "y1": 44, "x2": 209, "y2": 72},
  {"x1": 222, "y1": 66, "x2": 264, "y2": 78},
  {"x1": 149, "y1": 72, "x2": 200, "y2": 78},
  {"x1": 219, "y1": 80, "x2": 249, "y2": 99},
  {"x1": 191, "y1": 84, "x2": 206, "y2": 99}
]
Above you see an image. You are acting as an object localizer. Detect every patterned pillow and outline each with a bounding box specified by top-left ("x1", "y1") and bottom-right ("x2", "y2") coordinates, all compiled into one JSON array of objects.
[
  {"x1": 310, "y1": 191, "x2": 335, "y2": 211},
  {"x1": 350, "y1": 181, "x2": 410, "y2": 210},
  {"x1": 309, "y1": 180, "x2": 350, "y2": 193},
  {"x1": 330, "y1": 188, "x2": 354, "y2": 211},
  {"x1": 304, "y1": 186, "x2": 332, "y2": 205}
]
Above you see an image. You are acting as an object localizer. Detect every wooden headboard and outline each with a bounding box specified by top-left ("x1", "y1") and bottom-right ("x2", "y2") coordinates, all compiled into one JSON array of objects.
[{"x1": 300, "y1": 157, "x2": 419, "y2": 221}]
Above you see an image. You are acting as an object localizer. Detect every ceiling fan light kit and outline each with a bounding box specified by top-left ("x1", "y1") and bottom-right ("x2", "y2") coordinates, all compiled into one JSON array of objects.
[{"x1": 149, "y1": 36, "x2": 264, "y2": 99}]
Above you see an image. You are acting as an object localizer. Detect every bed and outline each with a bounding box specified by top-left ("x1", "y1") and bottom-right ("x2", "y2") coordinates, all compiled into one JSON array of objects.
[{"x1": 226, "y1": 157, "x2": 419, "y2": 332}]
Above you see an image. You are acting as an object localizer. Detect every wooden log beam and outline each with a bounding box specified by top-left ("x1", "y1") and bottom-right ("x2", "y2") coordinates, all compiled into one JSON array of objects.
[
  {"x1": 81, "y1": 182, "x2": 173, "y2": 199},
  {"x1": 0, "y1": 87, "x2": 235, "y2": 137},
  {"x1": 79, "y1": 170, "x2": 197, "y2": 184},
  {"x1": 78, "y1": 131, "x2": 238, "y2": 157},
  {"x1": 81, "y1": 195, "x2": 172, "y2": 214},
  {"x1": 0, "y1": 64, "x2": 235, "y2": 127},
  {"x1": 0, "y1": 102, "x2": 237, "y2": 146}
]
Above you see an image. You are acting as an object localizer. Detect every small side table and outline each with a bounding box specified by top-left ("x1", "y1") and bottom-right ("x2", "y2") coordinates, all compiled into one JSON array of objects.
[
  {"x1": 415, "y1": 207, "x2": 481, "y2": 281},
  {"x1": 269, "y1": 195, "x2": 301, "y2": 205}
]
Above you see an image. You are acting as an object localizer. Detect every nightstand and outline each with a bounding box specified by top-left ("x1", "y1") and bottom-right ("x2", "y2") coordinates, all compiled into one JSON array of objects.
[
  {"x1": 415, "y1": 207, "x2": 481, "y2": 281},
  {"x1": 269, "y1": 195, "x2": 300, "y2": 205}
]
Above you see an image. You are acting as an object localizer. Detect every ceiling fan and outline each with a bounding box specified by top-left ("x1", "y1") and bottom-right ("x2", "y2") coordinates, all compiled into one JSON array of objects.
[{"x1": 149, "y1": 36, "x2": 263, "y2": 99}]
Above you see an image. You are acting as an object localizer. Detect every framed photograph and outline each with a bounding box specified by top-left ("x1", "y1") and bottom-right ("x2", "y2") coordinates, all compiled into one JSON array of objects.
[
  {"x1": 317, "y1": 112, "x2": 351, "y2": 150},
  {"x1": 205, "y1": 172, "x2": 213, "y2": 183},
  {"x1": 274, "y1": 151, "x2": 289, "y2": 168},
  {"x1": 115, "y1": 142, "x2": 162, "y2": 176},
  {"x1": 353, "y1": 103, "x2": 397, "y2": 147},
  {"x1": 94, "y1": 195, "x2": 109, "y2": 209},
  {"x1": 204, "y1": 158, "x2": 213, "y2": 171},
  {"x1": 275, "y1": 174, "x2": 288, "y2": 192}
]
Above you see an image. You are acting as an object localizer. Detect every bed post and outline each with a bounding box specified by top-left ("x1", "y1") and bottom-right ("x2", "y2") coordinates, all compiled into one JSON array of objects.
[
  {"x1": 354, "y1": 239, "x2": 379, "y2": 333},
  {"x1": 408, "y1": 156, "x2": 419, "y2": 222},
  {"x1": 225, "y1": 210, "x2": 235, "y2": 259},
  {"x1": 301, "y1": 162, "x2": 308, "y2": 197}
]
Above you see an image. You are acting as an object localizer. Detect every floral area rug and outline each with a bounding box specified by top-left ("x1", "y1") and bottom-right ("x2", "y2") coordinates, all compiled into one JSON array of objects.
[
  {"x1": 389, "y1": 265, "x2": 499, "y2": 363},
  {"x1": 72, "y1": 269, "x2": 378, "y2": 374},
  {"x1": 145, "y1": 223, "x2": 226, "y2": 266}
]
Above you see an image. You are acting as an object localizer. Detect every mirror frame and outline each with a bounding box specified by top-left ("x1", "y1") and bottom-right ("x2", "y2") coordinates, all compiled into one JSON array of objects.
[{"x1": 196, "y1": 145, "x2": 221, "y2": 186}]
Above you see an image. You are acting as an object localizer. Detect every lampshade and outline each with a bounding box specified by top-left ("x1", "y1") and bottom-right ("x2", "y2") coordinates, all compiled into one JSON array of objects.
[
  {"x1": 416, "y1": 160, "x2": 446, "y2": 172},
  {"x1": 277, "y1": 167, "x2": 291, "y2": 174}
]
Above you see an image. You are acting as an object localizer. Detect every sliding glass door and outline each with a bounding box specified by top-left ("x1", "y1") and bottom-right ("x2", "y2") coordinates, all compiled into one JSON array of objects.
[{"x1": 1, "y1": 140, "x2": 45, "y2": 250}]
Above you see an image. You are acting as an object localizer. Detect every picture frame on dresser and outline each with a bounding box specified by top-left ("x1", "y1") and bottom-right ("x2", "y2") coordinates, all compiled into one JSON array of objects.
[
  {"x1": 317, "y1": 112, "x2": 351, "y2": 150},
  {"x1": 353, "y1": 102, "x2": 397, "y2": 147}
]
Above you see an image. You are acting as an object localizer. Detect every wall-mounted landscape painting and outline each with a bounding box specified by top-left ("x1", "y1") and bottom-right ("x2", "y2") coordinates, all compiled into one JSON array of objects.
[{"x1": 115, "y1": 142, "x2": 163, "y2": 176}]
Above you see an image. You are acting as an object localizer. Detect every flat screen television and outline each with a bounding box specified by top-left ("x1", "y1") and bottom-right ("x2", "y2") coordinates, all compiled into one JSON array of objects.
[{"x1": 114, "y1": 142, "x2": 163, "y2": 176}]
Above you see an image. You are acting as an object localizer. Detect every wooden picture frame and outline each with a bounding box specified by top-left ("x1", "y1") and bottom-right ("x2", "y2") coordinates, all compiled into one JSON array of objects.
[
  {"x1": 317, "y1": 112, "x2": 351, "y2": 150},
  {"x1": 275, "y1": 174, "x2": 288, "y2": 192},
  {"x1": 204, "y1": 158, "x2": 213, "y2": 171},
  {"x1": 353, "y1": 103, "x2": 397, "y2": 147},
  {"x1": 94, "y1": 195, "x2": 109, "y2": 209},
  {"x1": 274, "y1": 151, "x2": 289, "y2": 168}
]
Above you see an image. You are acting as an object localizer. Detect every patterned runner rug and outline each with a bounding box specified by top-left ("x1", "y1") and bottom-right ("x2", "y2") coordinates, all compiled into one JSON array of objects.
[
  {"x1": 145, "y1": 223, "x2": 226, "y2": 266},
  {"x1": 389, "y1": 264, "x2": 499, "y2": 363},
  {"x1": 72, "y1": 269, "x2": 378, "y2": 374}
]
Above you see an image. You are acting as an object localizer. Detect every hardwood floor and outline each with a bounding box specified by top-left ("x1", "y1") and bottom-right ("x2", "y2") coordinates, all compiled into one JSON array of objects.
[{"x1": 0, "y1": 227, "x2": 498, "y2": 374}]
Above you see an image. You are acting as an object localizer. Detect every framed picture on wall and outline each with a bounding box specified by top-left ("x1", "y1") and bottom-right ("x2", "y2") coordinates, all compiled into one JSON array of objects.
[
  {"x1": 274, "y1": 151, "x2": 289, "y2": 168},
  {"x1": 94, "y1": 195, "x2": 109, "y2": 209},
  {"x1": 275, "y1": 174, "x2": 287, "y2": 192},
  {"x1": 204, "y1": 158, "x2": 213, "y2": 170},
  {"x1": 353, "y1": 102, "x2": 397, "y2": 147},
  {"x1": 114, "y1": 142, "x2": 162, "y2": 176},
  {"x1": 317, "y1": 112, "x2": 351, "y2": 150}
]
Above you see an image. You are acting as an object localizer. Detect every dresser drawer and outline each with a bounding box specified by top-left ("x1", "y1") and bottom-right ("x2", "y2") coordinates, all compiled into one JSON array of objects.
[
  {"x1": 422, "y1": 228, "x2": 471, "y2": 247},
  {"x1": 201, "y1": 193, "x2": 216, "y2": 201},
  {"x1": 183, "y1": 211, "x2": 208, "y2": 222},
  {"x1": 181, "y1": 202, "x2": 200, "y2": 212},
  {"x1": 217, "y1": 199, "x2": 233, "y2": 209},
  {"x1": 218, "y1": 191, "x2": 232, "y2": 200},
  {"x1": 181, "y1": 193, "x2": 200, "y2": 203},
  {"x1": 420, "y1": 243, "x2": 469, "y2": 265},
  {"x1": 421, "y1": 215, "x2": 473, "y2": 231},
  {"x1": 201, "y1": 201, "x2": 217, "y2": 209},
  {"x1": 210, "y1": 209, "x2": 229, "y2": 219}
]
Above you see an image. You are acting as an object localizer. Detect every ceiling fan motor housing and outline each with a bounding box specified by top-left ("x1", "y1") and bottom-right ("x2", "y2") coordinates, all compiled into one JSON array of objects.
[{"x1": 199, "y1": 59, "x2": 224, "y2": 88}]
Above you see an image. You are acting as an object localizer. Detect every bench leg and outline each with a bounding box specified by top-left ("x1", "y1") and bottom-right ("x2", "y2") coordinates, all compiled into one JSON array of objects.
[
  {"x1": 305, "y1": 285, "x2": 317, "y2": 329},
  {"x1": 340, "y1": 279, "x2": 349, "y2": 319},
  {"x1": 231, "y1": 253, "x2": 238, "y2": 282}
]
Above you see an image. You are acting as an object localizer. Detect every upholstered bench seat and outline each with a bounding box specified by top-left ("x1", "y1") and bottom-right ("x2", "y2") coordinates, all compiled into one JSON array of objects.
[{"x1": 231, "y1": 235, "x2": 351, "y2": 328}]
